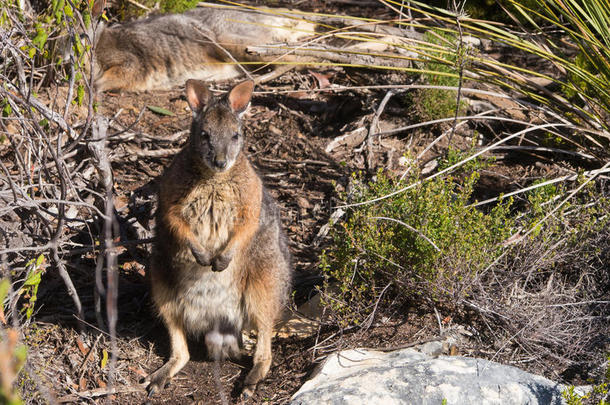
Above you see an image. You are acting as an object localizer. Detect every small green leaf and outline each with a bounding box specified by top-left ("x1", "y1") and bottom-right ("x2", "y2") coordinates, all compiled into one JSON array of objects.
[
  {"x1": 23, "y1": 269, "x2": 42, "y2": 287},
  {"x1": 35, "y1": 254, "x2": 44, "y2": 268},
  {"x1": 14, "y1": 345, "x2": 27, "y2": 367},
  {"x1": 73, "y1": 34, "x2": 84, "y2": 56},
  {"x1": 147, "y1": 105, "x2": 174, "y2": 116},
  {"x1": 0, "y1": 278, "x2": 10, "y2": 308},
  {"x1": 64, "y1": 4, "x2": 73, "y2": 17},
  {"x1": 83, "y1": 10, "x2": 91, "y2": 28},
  {"x1": 76, "y1": 84, "x2": 85, "y2": 106},
  {"x1": 2, "y1": 99, "x2": 12, "y2": 117},
  {"x1": 101, "y1": 349, "x2": 108, "y2": 368}
]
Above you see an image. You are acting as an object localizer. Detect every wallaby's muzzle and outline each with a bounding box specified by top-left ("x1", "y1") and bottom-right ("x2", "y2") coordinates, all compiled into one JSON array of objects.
[{"x1": 213, "y1": 157, "x2": 228, "y2": 170}]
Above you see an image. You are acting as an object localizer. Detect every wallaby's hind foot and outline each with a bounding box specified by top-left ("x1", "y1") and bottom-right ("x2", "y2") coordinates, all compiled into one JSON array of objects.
[
  {"x1": 145, "y1": 296, "x2": 190, "y2": 397},
  {"x1": 239, "y1": 309, "x2": 274, "y2": 398},
  {"x1": 146, "y1": 361, "x2": 174, "y2": 397},
  {"x1": 240, "y1": 358, "x2": 272, "y2": 400},
  {"x1": 145, "y1": 344, "x2": 190, "y2": 397}
]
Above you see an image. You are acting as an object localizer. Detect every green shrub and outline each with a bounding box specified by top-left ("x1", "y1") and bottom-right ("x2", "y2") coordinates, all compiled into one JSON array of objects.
[{"x1": 320, "y1": 152, "x2": 514, "y2": 325}]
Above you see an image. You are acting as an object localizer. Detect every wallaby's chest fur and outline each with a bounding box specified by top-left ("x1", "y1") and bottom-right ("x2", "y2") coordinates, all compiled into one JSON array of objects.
[
  {"x1": 178, "y1": 180, "x2": 240, "y2": 260},
  {"x1": 172, "y1": 260, "x2": 244, "y2": 335}
]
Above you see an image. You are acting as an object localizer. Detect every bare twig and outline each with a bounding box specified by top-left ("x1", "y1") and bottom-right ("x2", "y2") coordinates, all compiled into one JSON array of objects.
[
  {"x1": 446, "y1": 0, "x2": 467, "y2": 149},
  {"x1": 366, "y1": 90, "x2": 395, "y2": 173},
  {"x1": 57, "y1": 385, "x2": 146, "y2": 403}
]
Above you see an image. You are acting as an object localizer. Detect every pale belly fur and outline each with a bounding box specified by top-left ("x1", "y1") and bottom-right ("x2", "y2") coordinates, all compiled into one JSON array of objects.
[
  {"x1": 176, "y1": 262, "x2": 244, "y2": 335},
  {"x1": 173, "y1": 184, "x2": 245, "y2": 335}
]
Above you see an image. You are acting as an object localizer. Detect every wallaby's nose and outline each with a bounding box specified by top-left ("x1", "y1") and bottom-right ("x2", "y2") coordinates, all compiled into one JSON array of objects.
[{"x1": 214, "y1": 159, "x2": 227, "y2": 169}]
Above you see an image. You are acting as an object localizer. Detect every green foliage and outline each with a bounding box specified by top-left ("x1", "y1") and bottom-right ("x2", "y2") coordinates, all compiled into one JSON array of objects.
[
  {"x1": 562, "y1": 51, "x2": 599, "y2": 105},
  {"x1": 1, "y1": 98, "x2": 12, "y2": 117},
  {"x1": 526, "y1": 179, "x2": 561, "y2": 218},
  {"x1": 160, "y1": 0, "x2": 199, "y2": 13},
  {"x1": 320, "y1": 153, "x2": 514, "y2": 325},
  {"x1": 30, "y1": 24, "x2": 48, "y2": 58},
  {"x1": 410, "y1": 0, "x2": 610, "y2": 146},
  {"x1": 0, "y1": 278, "x2": 9, "y2": 322},
  {"x1": 506, "y1": 0, "x2": 610, "y2": 130},
  {"x1": 19, "y1": 254, "x2": 46, "y2": 320},
  {"x1": 3, "y1": 0, "x2": 93, "y2": 105},
  {"x1": 118, "y1": 0, "x2": 199, "y2": 19},
  {"x1": 147, "y1": 105, "x2": 175, "y2": 116}
]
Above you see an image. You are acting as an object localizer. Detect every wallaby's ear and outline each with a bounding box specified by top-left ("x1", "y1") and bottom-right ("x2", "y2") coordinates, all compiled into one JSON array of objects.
[
  {"x1": 186, "y1": 79, "x2": 211, "y2": 114},
  {"x1": 91, "y1": 0, "x2": 106, "y2": 18},
  {"x1": 227, "y1": 80, "x2": 254, "y2": 115}
]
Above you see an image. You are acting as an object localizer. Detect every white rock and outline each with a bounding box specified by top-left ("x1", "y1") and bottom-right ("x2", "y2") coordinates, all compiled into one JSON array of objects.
[{"x1": 291, "y1": 348, "x2": 574, "y2": 405}]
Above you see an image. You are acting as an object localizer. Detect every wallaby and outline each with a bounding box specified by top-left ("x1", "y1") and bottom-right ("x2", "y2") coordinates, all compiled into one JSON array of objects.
[
  {"x1": 86, "y1": 1, "x2": 315, "y2": 92},
  {"x1": 146, "y1": 79, "x2": 292, "y2": 398}
]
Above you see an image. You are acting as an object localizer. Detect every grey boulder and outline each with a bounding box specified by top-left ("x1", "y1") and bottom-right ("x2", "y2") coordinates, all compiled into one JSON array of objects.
[{"x1": 291, "y1": 348, "x2": 572, "y2": 405}]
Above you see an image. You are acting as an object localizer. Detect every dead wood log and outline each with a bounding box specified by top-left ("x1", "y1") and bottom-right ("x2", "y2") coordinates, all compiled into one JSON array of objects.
[{"x1": 246, "y1": 42, "x2": 415, "y2": 69}]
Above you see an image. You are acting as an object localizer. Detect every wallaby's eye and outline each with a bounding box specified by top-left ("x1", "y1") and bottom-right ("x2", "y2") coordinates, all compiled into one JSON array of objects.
[{"x1": 232, "y1": 133, "x2": 239, "y2": 141}]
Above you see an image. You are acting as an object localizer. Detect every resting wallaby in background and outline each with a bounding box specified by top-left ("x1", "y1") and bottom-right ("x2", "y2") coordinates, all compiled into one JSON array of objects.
[
  {"x1": 87, "y1": 1, "x2": 315, "y2": 92},
  {"x1": 146, "y1": 79, "x2": 292, "y2": 398}
]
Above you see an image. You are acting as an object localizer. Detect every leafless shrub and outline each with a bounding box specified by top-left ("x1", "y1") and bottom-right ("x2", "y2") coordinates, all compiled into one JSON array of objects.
[
  {"x1": 465, "y1": 192, "x2": 610, "y2": 380},
  {"x1": 0, "y1": 2, "x2": 123, "y2": 401}
]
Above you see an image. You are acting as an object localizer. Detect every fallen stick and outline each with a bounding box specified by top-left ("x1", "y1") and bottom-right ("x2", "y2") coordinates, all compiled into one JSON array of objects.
[{"x1": 57, "y1": 385, "x2": 146, "y2": 403}]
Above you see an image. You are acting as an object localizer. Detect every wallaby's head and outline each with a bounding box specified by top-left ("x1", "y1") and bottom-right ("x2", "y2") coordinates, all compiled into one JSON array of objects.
[{"x1": 185, "y1": 79, "x2": 254, "y2": 173}]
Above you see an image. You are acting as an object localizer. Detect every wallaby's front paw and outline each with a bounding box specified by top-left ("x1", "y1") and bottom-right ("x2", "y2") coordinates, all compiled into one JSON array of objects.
[
  {"x1": 212, "y1": 253, "x2": 232, "y2": 272},
  {"x1": 191, "y1": 247, "x2": 212, "y2": 266}
]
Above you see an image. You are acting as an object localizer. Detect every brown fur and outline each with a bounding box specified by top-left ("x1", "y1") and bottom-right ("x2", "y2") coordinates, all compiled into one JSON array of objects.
[
  {"x1": 90, "y1": 4, "x2": 315, "y2": 92},
  {"x1": 146, "y1": 80, "x2": 292, "y2": 399}
]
